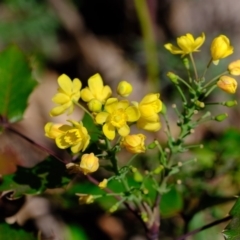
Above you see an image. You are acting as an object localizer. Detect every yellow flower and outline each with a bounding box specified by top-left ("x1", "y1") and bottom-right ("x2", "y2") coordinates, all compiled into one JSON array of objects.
[
  {"x1": 121, "y1": 134, "x2": 146, "y2": 153},
  {"x1": 117, "y1": 81, "x2": 133, "y2": 97},
  {"x1": 50, "y1": 74, "x2": 82, "y2": 116},
  {"x1": 228, "y1": 60, "x2": 240, "y2": 76},
  {"x1": 98, "y1": 179, "x2": 108, "y2": 189},
  {"x1": 79, "y1": 153, "x2": 99, "y2": 175},
  {"x1": 78, "y1": 195, "x2": 94, "y2": 204},
  {"x1": 210, "y1": 35, "x2": 233, "y2": 65},
  {"x1": 137, "y1": 93, "x2": 162, "y2": 132},
  {"x1": 81, "y1": 73, "x2": 112, "y2": 104},
  {"x1": 217, "y1": 76, "x2": 237, "y2": 94},
  {"x1": 44, "y1": 120, "x2": 90, "y2": 153},
  {"x1": 164, "y1": 33, "x2": 205, "y2": 57},
  {"x1": 95, "y1": 98, "x2": 140, "y2": 140}
]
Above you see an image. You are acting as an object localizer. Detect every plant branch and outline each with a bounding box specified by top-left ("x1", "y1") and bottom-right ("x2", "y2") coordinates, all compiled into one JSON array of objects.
[{"x1": 175, "y1": 215, "x2": 232, "y2": 240}]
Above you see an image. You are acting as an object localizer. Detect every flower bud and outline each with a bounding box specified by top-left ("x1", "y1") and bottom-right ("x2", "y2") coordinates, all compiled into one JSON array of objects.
[
  {"x1": 109, "y1": 203, "x2": 119, "y2": 213},
  {"x1": 213, "y1": 113, "x2": 228, "y2": 122},
  {"x1": 79, "y1": 195, "x2": 94, "y2": 204},
  {"x1": 148, "y1": 141, "x2": 157, "y2": 149},
  {"x1": 210, "y1": 35, "x2": 233, "y2": 65},
  {"x1": 161, "y1": 103, "x2": 167, "y2": 115},
  {"x1": 98, "y1": 179, "x2": 108, "y2": 189},
  {"x1": 217, "y1": 76, "x2": 237, "y2": 94},
  {"x1": 121, "y1": 134, "x2": 146, "y2": 153},
  {"x1": 133, "y1": 171, "x2": 143, "y2": 182},
  {"x1": 117, "y1": 81, "x2": 133, "y2": 97},
  {"x1": 183, "y1": 58, "x2": 190, "y2": 70},
  {"x1": 223, "y1": 100, "x2": 237, "y2": 107},
  {"x1": 195, "y1": 100, "x2": 205, "y2": 108},
  {"x1": 153, "y1": 165, "x2": 164, "y2": 174},
  {"x1": 87, "y1": 99, "x2": 102, "y2": 112},
  {"x1": 167, "y1": 72, "x2": 179, "y2": 84},
  {"x1": 228, "y1": 60, "x2": 240, "y2": 76},
  {"x1": 79, "y1": 153, "x2": 99, "y2": 175}
]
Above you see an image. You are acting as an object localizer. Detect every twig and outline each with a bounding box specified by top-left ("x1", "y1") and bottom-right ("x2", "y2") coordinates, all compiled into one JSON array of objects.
[{"x1": 175, "y1": 215, "x2": 232, "y2": 240}]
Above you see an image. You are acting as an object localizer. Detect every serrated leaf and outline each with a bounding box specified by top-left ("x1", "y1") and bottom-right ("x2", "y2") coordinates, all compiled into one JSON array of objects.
[
  {"x1": 223, "y1": 198, "x2": 240, "y2": 240},
  {"x1": 82, "y1": 113, "x2": 101, "y2": 142},
  {"x1": 0, "y1": 156, "x2": 70, "y2": 197},
  {"x1": 0, "y1": 45, "x2": 37, "y2": 122},
  {"x1": 0, "y1": 223, "x2": 36, "y2": 240}
]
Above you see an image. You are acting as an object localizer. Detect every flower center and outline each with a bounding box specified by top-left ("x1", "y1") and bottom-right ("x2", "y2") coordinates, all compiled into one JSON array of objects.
[
  {"x1": 64, "y1": 129, "x2": 81, "y2": 144},
  {"x1": 110, "y1": 109, "x2": 127, "y2": 128}
]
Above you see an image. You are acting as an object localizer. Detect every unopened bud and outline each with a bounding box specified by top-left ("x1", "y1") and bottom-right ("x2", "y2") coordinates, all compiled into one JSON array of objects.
[
  {"x1": 134, "y1": 171, "x2": 143, "y2": 182},
  {"x1": 153, "y1": 165, "x2": 164, "y2": 174},
  {"x1": 161, "y1": 103, "x2": 167, "y2": 115},
  {"x1": 109, "y1": 203, "x2": 119, "y2": 213},
  {"x1": 223, "y1": 100, "x2": 237, "y2": 107},
  {"x1": 167, "y1": 72, "x2": 179, "y2": 84},
  {"x1": 183, "y1": 58, "x2": 190, "y2": 70},
  {"x1": 88, "y1": 99, "x2": 102, "y2": 112},
  {"x1": 148, "y1": 141, "x2": 157, "y2": 149},
  {"x1": 195, "y1": 100, "x2": 205, "y2": 108},
  {"x1": 213, "y1": 113, "x2": 228, "y2": 122}
]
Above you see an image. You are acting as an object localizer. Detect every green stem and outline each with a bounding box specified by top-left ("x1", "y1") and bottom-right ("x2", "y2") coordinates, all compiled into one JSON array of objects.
[
  {"x1": 74, "y1": 101, "x2": 94, "y2": 119},
  {"x1": 201, "y1": 57, "x2": 212, "y2": 79},
  {"x1": 204, "y1": 85, "x2": 217, "y2": 98},
  {"x1": 134, "y1": 0, "x2": 159, "y2": 87},
  {"x1": 127, "y1": 153, "x2": 139, "y2": 166},
  {"x1": 176, "y1": 85, "x2": 187, "y2": 104},
  {"x1": 177, "y1": 76, "x2": 195, "y2": 92},
  {"x1": 203, "y1": 71, "x2": 228, "y2": 88},
  {"x1": 189, "y1": 53, "x2": 198, "y2": 81}
]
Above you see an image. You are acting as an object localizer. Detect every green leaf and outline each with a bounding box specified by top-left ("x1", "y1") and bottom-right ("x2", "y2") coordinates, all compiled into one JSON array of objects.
[
  {"x1": 223, "y1": 198, "x2": 240, "y2": 240},
  {"x1": 0, "y1": 222, "x2": 36, "y2": 240},
  {"x1": 160, "y1": 187, "x2": 183, "y2": 217},
  {"x1": 82, "y1": 113, "x2": 101, "y2": 142},
  {"x1": 0, "y1": 45, "x2": 37, "y2": 122},
  {"x1": 0, "y1": 157, "x2": 70, "y2": 197}
]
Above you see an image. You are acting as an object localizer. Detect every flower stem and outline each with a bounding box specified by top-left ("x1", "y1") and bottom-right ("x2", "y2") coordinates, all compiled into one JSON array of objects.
[
  {"x1": 74, "y1": 101, "x2": 94, "y2": 120},
  {"x1": 203, "y1": 71, "x2": 228, "y2": 89},
  {"x1": 190, "y1": 53, "x2": 199, "y2": 81}
]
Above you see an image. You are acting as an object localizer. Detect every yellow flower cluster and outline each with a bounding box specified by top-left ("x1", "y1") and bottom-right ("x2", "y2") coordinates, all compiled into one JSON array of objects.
[
  {"x1": 45, "y1": 72, "x2": 163, "y2": 177},
  {"x1": 164, "y1": 32, "x2": 239, "y2": 94},
  {"x1": 164, "y1": 33, "x2": 233, "y2": 64}
]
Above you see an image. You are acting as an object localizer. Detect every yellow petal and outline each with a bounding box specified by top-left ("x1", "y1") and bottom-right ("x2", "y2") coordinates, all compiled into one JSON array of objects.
[
  {"x1": 81, "y1": 88, "x2": 94, "y2": 102},
  {"x1": 52, "y1": 93, "x2": 70, "y2": 104},
  {"x1": 58, "y1": 74, "x2": 73, "y2": 95},
  {"x1": 140, "y1": 93, "x2": 160, "y2": 105},
  {"x1": 88, "y1": 73, "x2": 103, "y2": 95},
  {"x1": 103, "y1": 123, "x2": 115, "y2": 140},
  {"x1": 164, "y1": 43, "x2": 183, "y2": 55},
  {"x1": 72, "y1": 78, "x2": 82, "y2": 93},
  {"x1": 118, "y1": 124, "x2": 130, "y2": 137},
  {"x1": 125, "y1": 106, "x2": 140, "y2": 122},
  {"x1": 101, "y1": 85, "x2": 112, "y2": 102},
  {"x1": 105, "y1": 98, "x2": 118, "y2": 113},
  {"x1": 137, "y1": 118, "x2": 161, "y2": 132},
  {"x1": 193, "y1": 33, "x2": 205, "y2": 50},
  {"x1": 96, "y1": 112, "x2": 109, "y2": 124},
  {"x1": 50, "y1": 103, "x2": 70, "y2": 116},
  {"x1": 58, "y1": 124, "x2": 72, "y2": 132},
  {"x1": 117, "y1": 100, "x2": 129, "y2": 110}
]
